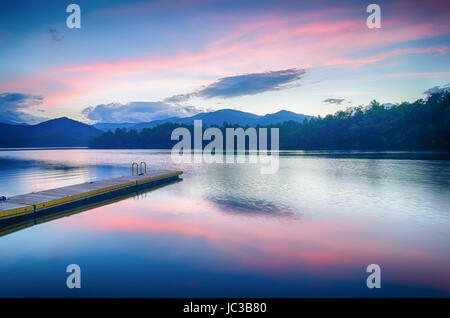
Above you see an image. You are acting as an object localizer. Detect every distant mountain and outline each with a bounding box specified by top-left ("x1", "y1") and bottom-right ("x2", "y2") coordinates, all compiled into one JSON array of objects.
[
  {"x1": 129, "y1": 109, "x2": 312, "y2": 131},
  {"x1": 93, "y1": 122, "x2": 138, "y2": 131},
  {"x1": 0, "y1": 117, "x2": 103, "y2": 147},
  {"x1": 257, "y1": 110, "x2": 311, "y2": 126}
]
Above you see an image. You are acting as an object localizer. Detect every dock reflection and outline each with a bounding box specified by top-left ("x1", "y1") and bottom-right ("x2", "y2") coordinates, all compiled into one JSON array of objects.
[{"x1": 0, "y1": 179, "x2": 182, "y2": 238}]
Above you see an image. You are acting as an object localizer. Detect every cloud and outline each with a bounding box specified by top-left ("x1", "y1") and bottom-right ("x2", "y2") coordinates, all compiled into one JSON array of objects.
[
  {"x1": 163, "y1": 93, "x2": 197, "y2": 104},
  {"x1": 48, "y1": 29, "x2": 64, "y2": 42},
  {"x1": 0, "y1": 92, "x2": 47, "y2": 124},
  {"x1": 8, "y1": 2, "x2": 447, "y2": 111},
  {"x1": 82, "y1": 101, "x2": 203, "y2": 123},
  {"x1": 424, "y1": 84, "x2": 450, "y2": 96},
  {"x1": 323, "y1": 98, "x2": 345, "y2": 105},
  {"x1": 3, "y1": 1, "x2": 448, "y2": 114},
  {"x1": 163, "y1": 68, "x2": 306, "y2": 102},
  {"x1": 197, "y1": 68, "x2": 306, "y2": 98}
]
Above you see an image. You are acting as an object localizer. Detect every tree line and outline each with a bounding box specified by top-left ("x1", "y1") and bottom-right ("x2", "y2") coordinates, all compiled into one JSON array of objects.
[{"x1": 89, "y1": 92, "x2": 450, "y2": 150}]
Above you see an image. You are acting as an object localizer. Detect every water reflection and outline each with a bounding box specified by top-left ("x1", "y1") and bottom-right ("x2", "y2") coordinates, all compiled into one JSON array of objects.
[
  {"x1": 0, "y1": 149, "x2": 449, "y2": 297},
  {"x1": 209, "y1": 196, "x2": 296, "y2": 217}
]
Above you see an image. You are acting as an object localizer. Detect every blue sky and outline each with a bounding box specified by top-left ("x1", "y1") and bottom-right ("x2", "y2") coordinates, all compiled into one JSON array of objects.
[{"x1": 0, "y1": 0, "x2": 449, "y2": 124}]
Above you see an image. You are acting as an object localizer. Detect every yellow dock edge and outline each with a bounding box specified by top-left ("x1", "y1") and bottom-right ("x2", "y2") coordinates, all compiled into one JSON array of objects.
[
  {"x1": 137, "y1": 171, "x2": 183, "y2": 184},
  {"x1": 0, "y1": 171, "x2": 183, "y2": 219},
  {"x1": 0, "y1": 206, "x2": 35, "y2": 218}
]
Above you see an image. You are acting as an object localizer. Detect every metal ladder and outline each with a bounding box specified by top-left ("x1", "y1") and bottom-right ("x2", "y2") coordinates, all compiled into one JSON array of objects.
[{"x1": 132, "y1": 162, "x2": 147, "y2": 176}]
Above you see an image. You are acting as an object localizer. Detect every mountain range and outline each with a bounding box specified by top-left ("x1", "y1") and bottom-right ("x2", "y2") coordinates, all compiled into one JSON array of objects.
[
  {"x1": 93, "y1": 109, "x2": 312, "y2": 131},
  {"x1": 0, "y1": 109, "x2": 312, "y2": 147}
]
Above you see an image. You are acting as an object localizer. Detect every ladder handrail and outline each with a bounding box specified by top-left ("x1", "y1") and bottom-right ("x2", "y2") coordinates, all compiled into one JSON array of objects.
[
  {"x1": 131, "y1": 162, "x2": 139, "y2": 176},
  {"x1": 139, "y1": 162, "x2": 147, "y2": 175}
]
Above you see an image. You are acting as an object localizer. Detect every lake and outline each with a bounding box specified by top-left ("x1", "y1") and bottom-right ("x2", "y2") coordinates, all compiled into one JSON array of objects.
[{"x1": 0, "y1": 149, "x2": 449, "y2": 297}]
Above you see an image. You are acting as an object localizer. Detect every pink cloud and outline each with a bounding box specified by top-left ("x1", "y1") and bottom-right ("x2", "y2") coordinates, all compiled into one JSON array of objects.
[{"x1": 2, "y1": 2, "x2": 449, "y2": 112}]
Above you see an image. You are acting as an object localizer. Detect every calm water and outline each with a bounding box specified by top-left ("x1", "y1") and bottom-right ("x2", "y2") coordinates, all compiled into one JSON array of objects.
[{"x1": 0, "y1": 149, "x2": 449, "y2": 297}]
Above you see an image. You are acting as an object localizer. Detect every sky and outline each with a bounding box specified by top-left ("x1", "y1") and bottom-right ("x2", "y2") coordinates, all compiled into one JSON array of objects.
[{"x1": 0, "y1": 0, "x2": 449, "y2": 124}]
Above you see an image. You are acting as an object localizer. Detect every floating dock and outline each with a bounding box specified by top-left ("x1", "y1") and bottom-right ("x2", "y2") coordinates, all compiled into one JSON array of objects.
[
  {"x1": 0, "y1": 169, "x2": 183, "y2": 227},
  {"x1": 0, "y1": 177, "x2": 182, "y2": 237}
]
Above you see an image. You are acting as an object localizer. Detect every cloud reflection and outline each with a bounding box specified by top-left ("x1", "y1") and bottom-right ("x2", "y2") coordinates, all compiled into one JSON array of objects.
[
  {"x1": 209, "y1": 196, "x2": 295, "y2": 217},
  {"x1": 60, "y1": 195, "x2": 450, "y2": 293}
]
